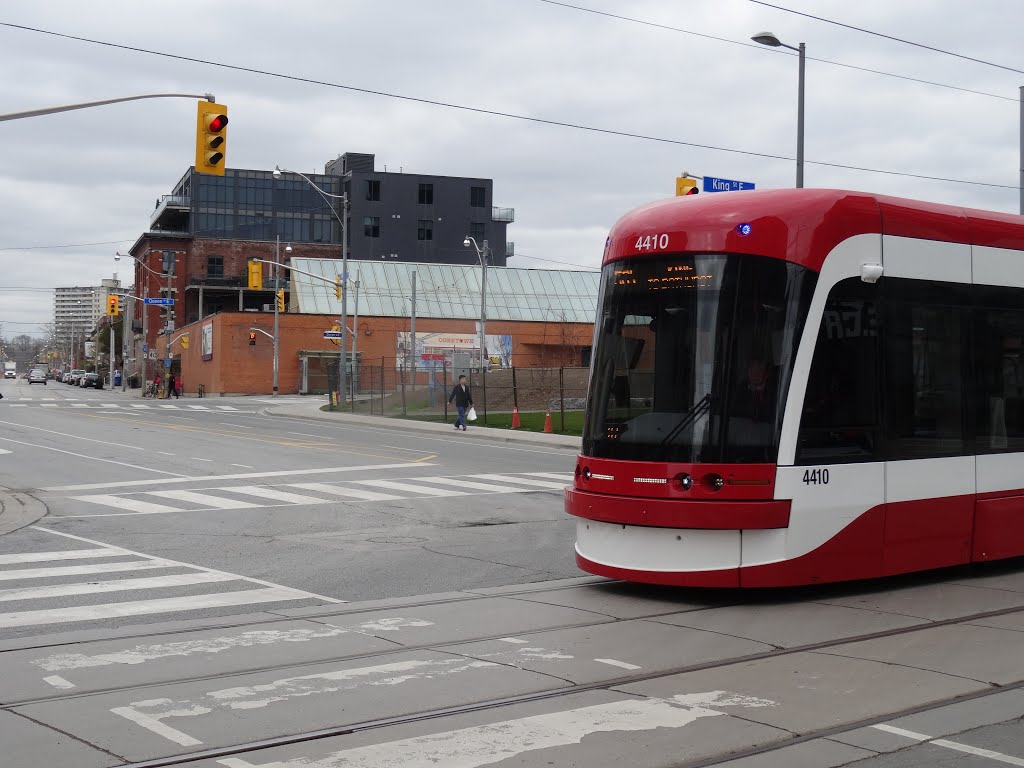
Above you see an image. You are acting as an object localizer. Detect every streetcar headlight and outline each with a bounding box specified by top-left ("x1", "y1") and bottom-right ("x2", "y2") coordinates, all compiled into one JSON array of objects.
[
  {"x1": 583, "y1": 466, "x2": 592, "y2": 480},
  {"x1": 705, "y1": 473, "x2": 725, "y2": 491},
  {"x1": 676, "y1": 473, "x2": 693, "y2": 491}
]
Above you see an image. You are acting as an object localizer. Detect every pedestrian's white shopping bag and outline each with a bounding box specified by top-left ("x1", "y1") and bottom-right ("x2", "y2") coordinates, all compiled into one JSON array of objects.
[{"x1": 467, "y1": 406, "x2": 478, "y2": 421}]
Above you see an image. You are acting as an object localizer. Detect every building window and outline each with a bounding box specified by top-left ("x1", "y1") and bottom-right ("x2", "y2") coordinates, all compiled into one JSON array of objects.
[
  {"x1": 470, "y1": 186, "x2": 486, "y2": 208},
  {"x1": 418, "y1": 183, "x2": 433, "y2": 205},
  {"x1": 363, "y1": 216, "x2": 380, "y2": 238},
  {"x1": 207, "y1": 255, "x2": 224, "y2": 278},
  {"x1": 366, "y1": 180, "x2": 380, "y2": 201},
  {"x1": 161, "y1": 250, "x2": 175, "y2": 274},
  {"x1": 469, "y1": 222, "x2": 486, "y2": 243},
  {"x1": 417, "y1": 219, "x2": 433, "y2": 241}
]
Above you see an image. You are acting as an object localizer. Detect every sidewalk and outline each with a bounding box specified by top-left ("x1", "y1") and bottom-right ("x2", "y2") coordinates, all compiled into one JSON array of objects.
[{"x1": 262, "y1": 398, "x2": 582, "y2": 450}]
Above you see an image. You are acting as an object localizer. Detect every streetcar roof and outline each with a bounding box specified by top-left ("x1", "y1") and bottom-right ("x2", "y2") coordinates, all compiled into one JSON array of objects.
[{"x1": 603, "y1": 188, "x2": 1024, "y2": 272}]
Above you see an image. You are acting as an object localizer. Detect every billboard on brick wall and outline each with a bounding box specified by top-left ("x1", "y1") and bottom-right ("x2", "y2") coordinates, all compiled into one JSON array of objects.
[
  {"x1": 201, "y1": 322, "x2": 213, "y2": 361},
  {"x1": 396, "y1": 332, "x2": 513, "y2": 370}
]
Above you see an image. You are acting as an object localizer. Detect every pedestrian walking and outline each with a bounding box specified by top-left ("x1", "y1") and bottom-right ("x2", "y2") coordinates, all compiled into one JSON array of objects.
[
  {"x1": 150, "y1": 373, "x2": 161, "y2": 398},
  {"x1": 166, "y1": 373, "x2": 178, "y2": 399},
  {"x1": 448, "y1": 374, "x2": 473, "y2": 431},
  {"x1": 174, "y1": 374, "x2": 182, "y2": 399}
]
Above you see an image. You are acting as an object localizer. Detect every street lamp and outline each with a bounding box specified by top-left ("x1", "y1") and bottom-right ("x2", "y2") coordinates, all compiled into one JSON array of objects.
[
  {"x1": 274, "y1": 165, "x2": 349, "y2": 407},
  {"x1": 463, "y1": 236, "x2": 489, "y2": 383},
  {"x1": 752, "y1": 31, "x2": 805, "y2": 188}
]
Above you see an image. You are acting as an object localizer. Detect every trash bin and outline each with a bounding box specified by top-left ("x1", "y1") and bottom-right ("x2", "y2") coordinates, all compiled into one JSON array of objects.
[{"x1": 113, "y1": 371, "x2": 122, "y2": 387}]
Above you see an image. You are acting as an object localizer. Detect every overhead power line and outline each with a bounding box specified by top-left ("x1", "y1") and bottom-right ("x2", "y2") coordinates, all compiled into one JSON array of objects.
[
  {"x1": 0, "y1": 238, "x2": 132, "y2": 251},
  {"x1": 538, "y1": 0, "x2": 1015, "y2": 102},
  {"x1": 0, "y1": 22, "x2": 1016, "y2": 190},
  {"x1": 748, "y1": 0, "x2": 1024, "y2": 76}
]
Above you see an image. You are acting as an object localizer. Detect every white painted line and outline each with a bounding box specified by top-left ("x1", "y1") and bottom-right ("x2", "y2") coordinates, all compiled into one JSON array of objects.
[
  {"x1": 158, "y1": 404, "x2": 179, "y2": 409},
  {"x1": 497, "y1": 637, "x2": 529, "y2": 644},
  {"x1": 0, "y1": 560, "x2": 176, "y2": 582},
  {"x1": 130, "y1": 404, "x2": 151, "y2": 409},
  {"x1": 413, "y1": 477, "x2": 526, "y2": 493},
  {"x1": 221, "y1": 486, "x2": 330, "y2": 505},
  {"x1": 470, "y1": 474, "x2": 566, "y2": 490},
  {"x1": 286, "y1": 431, "x2": 334, "y2": 439},
  {"x1": 231, "y1": 463, "x2": 254, "y2": 469},
  {"x1": 71, "y1": 495, "x2": 186, "y2": 515},
  {"x1": 110, "y1": 705, "x2": 202, "y2": 747},
  {"x1": 872, "y1": 724, "x2": 1024, "y2": 766},
  {"x1": 213, "y1": 690, "x2": 777, "y2": 768},
  {"x1": 529, "y1": 472, "x2": 574, "y2": 481},
  {"x1": 99, "y1": 404, "x2": 121, "y2": 408},
  {"x1": 147, "y1": 490, "x2": 260, "y2": 509},
  {"x1": 45, "y1": 462, "x2": 434, "y2": 492},
  {"x1": 157, "y1": 451, "x2": 175, "y2": 456},
  {"x1": 187, "y1": 405, "x2": 210, "y2": 410},
  {"x1": 0, "y1": 586, "x2": 310, "y2": 629},
  {"x1": 0, "y1": 571, "x2": 237, "y2": 603},
  {"x1": 40, "y1": 404, "x2": 58, "y2": 408},
  {"x1": 215, "y1": 406, "x2": 240, "y2": 411},
  {"x1": 7, "y1": 404, "x2": 26, "y2": 407},
  {"x1": 0, "y1": 548, "x2": 128, "y2": 565},
  {"x1": 0, "y1": 434, "x2": 187, "y2": 478},
  {"x1": 0, "y1": 448, "x2": 10, "y2": 454},
  {"x1": 70, "y1": 403, "x2": 90, "y2": 408},
  {"x1": 42, "y1": 675, "x2": 75, "y2": 690},
  {"x1": 594, "y1": 658, "x2": 642, "y2": 671},
  {"x1": 41, "y1": 398, "x2": 56, "y2": 402},
  {"x1": 288, "y1": 482, "x2": 402, "y2": 502},
  {"x1": 352, "y1": 479, "x2": 466, "y2": 497},
  {"x1": 191, "y1": 457, "x2": 214, "y2": 462},
  {"x1": 33, "y1": 527, "x2": 345, "y2": 603}
]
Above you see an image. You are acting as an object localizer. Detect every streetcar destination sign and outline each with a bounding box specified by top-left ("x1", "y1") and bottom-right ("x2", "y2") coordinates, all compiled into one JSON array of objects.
[{"x1": 702, "y1": 175, "x2": 755, "y2": 193}]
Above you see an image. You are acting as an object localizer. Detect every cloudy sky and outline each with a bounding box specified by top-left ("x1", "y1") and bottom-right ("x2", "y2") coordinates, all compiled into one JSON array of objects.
[{"x1": 1, "y1": 0, "x2": 1021, "y2": 337}]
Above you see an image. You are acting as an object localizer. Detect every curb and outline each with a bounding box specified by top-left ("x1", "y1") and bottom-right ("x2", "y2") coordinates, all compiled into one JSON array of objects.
[
  {"x1": 0, "y1": 490, "x2": 47, "y2": 535},
  {"x1": 259, "y1": 404, "x2": 582, "y2": 450}
]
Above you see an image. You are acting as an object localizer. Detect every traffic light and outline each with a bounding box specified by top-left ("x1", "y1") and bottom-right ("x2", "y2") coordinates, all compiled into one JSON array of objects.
[
  {"x1": 107, "y1": 295, "x2": 120, "y2": 317},
  {"x1": 276, "y1": 289, "x2": 285, "y2": 313},
  {"x1": 248, "y1": 331, "x2": 257, "y2": 346},
  {"x1": 334, "y1": 276, "x2": 342, "y2": 300},
  {"x1": 195, "y1": 101, "x2": 229, "y2": 176},
  {"x1": 180, "y1": 335, "x2": 190, "y2": 350},
  {"x1": 675, "y1": 177, "x2": 699, "y2": 196},
  {"x1": 247, "y1": 260, "x2": 263, "y2": 290}
]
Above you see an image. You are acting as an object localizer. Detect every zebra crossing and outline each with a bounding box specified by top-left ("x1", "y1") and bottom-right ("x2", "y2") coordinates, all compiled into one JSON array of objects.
[
  {"x1": 0, "y1": 529, "x2": 342, "y2": 634},
  {"x1": 4, "y1": 400, "x2": 246, "y2": 411},
  {"x1": 64, "y1": 472, "x2": 572, "y2": 518}
]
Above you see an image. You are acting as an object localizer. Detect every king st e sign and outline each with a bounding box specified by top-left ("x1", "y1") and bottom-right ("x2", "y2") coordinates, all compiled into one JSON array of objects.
[{"x1": 702, "y1": 175, "x2": 755, "y2": 192}]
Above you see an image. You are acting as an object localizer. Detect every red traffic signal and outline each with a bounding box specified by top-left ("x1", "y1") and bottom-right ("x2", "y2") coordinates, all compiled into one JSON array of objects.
[
  {"x1": 248, "y1": 331, "x2": 257, "y2": 346},
  {"x1": 207, "y1": 114, "x2": 228, "y2": 133}
]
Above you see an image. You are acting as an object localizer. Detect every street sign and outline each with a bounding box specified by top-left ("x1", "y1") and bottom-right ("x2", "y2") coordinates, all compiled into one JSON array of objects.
[
  {"x1": 144, "y1": 298, "x2": 175, "y2": 306},
  {"x1": 142, "y1": 344, "x2": 148, "y2": 352},
  {"x1": 323, "y1": 331, "x2": 343, "y2": 339},
  {"x1": 702, "y1": 176, "x2": 755, "y2": 193},
  {"x1": 164, "y1": 358, "x2": 172, "y2": 368}
]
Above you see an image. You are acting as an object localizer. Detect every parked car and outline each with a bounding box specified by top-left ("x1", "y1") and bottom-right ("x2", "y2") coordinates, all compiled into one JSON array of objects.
[
  {"x1": 3, "y1": 370, "x2": 15, "y2": 379},
  {"x1": 80, "y1": 372, "x2": 103, "y2": 389},
  {"x1": 68, "y1": 369, "x2": 86, "y2": 385},
  {"x1": 28, "y1": 369, "x2": 47, "y2": 385}
]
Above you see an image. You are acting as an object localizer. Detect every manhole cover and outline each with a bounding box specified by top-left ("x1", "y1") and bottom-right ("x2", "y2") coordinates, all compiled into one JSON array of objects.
[{"x1": 367, "y1": 536, "x2": 428, "y2": 544}]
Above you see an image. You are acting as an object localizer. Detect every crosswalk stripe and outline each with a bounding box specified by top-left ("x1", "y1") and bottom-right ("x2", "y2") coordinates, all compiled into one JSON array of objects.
[
  {"x1": 186, "y1": 405, "x2": 209, "y2": 410},
  {"x1": 70, "y1": 403, "x2": 90, "y2": 408},
  {"x1": 130, "y1": 404, "x2": 151, "y2": 409},
  {"x1": 0, "y1": 571, "x2": 237, "y2": 603},
  {"x1": 0, "y1": 587, "x2": 309, "y2": 629},
  {"x1": 147, "y1": 490, "x2": 261, "y2": 509},
  {"x1": 220, "y1": 486, "x2": 330, "y2": 505},
  {"x1": 529, "y1": 472, "x2": 574, "y2": 482},
  {"x1": 215, "y1": 406, "x2": 239, "y2": 411},
  {"x1": 158, "y1": 404, "x2": 179, "y2": 409},
  {"x1": 351, "y1": 479, "x2": 467, "y2": 497},
  {"x1": 470, "y1": 474, "x2": 567, "y2": 489},
  {"x1": 290, "y1": 482, "x2": 402, "y2": 501},
  {"x1": 99, "y1": 404, "x2": 121, "y2": 408},
  {"x1": 414, "y1": 477, "x2": 526, "y2": 493},
  {"x1": 8, "y1": 403, "x2": 26, "y2": 407},
  {"x1": 0, "y1": 560, "x2": 176, "y2": 582},
  {"x1": 0, "y1": 549, "x2": 128, "y2": 565},
  {"x1": 72, "y1": 494, "x2": 185, "y2": 515},
  {"x1": 41, "y1": 403, "x2": 58, "y2": 408}
]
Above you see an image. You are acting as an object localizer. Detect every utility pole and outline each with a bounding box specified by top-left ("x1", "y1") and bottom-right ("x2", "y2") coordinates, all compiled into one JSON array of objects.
[
  {"x1": 338, "y1": 194, "x2": 349, "y2": 410},
  {"x1": 480, "y1": 239, "x2": 488, "y2": 374},
  {"x1": 273, "y1": 235, "x2": 280, "y2": 396},
  {"x1": 409, "y1": 269, "x2": 417, "y2": 387},
  {"x1": 351, "y1": 269, "x2": 360, "y2": 404}
]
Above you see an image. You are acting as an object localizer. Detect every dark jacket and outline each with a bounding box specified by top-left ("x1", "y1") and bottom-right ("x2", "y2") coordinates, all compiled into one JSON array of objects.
[{"x1": 448, "y1": 383, "x2": 473, "y2": 408}]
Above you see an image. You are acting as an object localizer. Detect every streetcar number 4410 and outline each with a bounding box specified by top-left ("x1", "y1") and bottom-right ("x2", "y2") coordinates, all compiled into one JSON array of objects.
[{"x1": 802, "y1": 468, "x2": 829, "y2": 485}]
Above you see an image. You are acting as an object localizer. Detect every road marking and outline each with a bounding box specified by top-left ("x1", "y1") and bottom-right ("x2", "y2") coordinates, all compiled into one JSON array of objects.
[
  {"x1": 42, "y1": 675, "x2": 76, "y2": 690},
  {"x1": 71, "y1": 494, "x2": 185, "y2": 515},
  {"x1": 0, "y1": 586, "x2": 309, "y2": 629},
  {"x1": 0, "y1": 448, "x2": 10, "y2": 454},
  {"x1": 872, "y1": 724, "x2": 1024, "y2": 766},
  {"x1": 594, "y1": 658, "x2": 642, "y2": 671},
  {"x1": 130, "y1": 404, "x2": 151, "y2": 409},
  {"x1": 158, "y1": 404, "x2": 179, "y2": 409},
  {"x1": 471, "y1": 474, "x2": 567, "y2": 489},
  {"x1": 32, "y1": 527, "x2": 345, "y2": 604},
  {"x1": 216, "y1": 406, "x2": 239, "y2": 411},
  {"x1": 40, "y1": 404, "x2": 58, "y2": 408},
  {"x1": 498, "y1": 637, "x2": 529, "y2": 644},
  {"x1": 290, "y1": 482, "x2": 402, "y2": 502},
  {"x1": 158, "y1": 451, "x2": 176, "y2": 456},
  {"x1": 71, "y1": 403, "x2": 90, "y2": 408},
  {"x1": 352, "y1": 479, "x2": 467, "y2": 497},
  {"x1": 214, "y1": 691, "x2": 777, "y2": 768},
  {"x1": 99, "y1": 404, "x2": 121, "y2": 408},
  {"x1": 0, "y1": 571, "x2": 236, "y2": 603},
  {"x1": 187, "y1": 405, "x2": 210, "y2": 410},
  {"x1": 231, "y1": 463, "x2": 254, "y2": 468},
  {"x1": 413, "y1": 477, "x2": 525, "y2": 493},
  {"x1": 286, "y1": 430, "x2": 335, "y2": 440},
  {"x1": 45, "y1": 462, "x2": 434, "y2": 492},
  {"x1": 7, "y1": 403, "x2": 26, "y2": 407},
  {"x1": 111, "y1": 706, "x2": 203, "y2": 747},
  {"x1": 192, "y1": 457, "x2": 214, "y2": 462},
  {"x1": 0, "y1": 560, "x2": 176, "y2": 582},
  {"x1": 0, "y1": 548, "x2": 129, "y2": 565},
  {"x1": 222, "y1": 486, "x2": 331, "y2": 505},
  {"x1": 530, "y1": 472, "x2": 574, "y2": 481},
  {"x1": 148, "y1": 489, "x2": 260, "y2": 509},
  {"x1": 0, "y1": 435, "x2": 187, "y2": 478}
]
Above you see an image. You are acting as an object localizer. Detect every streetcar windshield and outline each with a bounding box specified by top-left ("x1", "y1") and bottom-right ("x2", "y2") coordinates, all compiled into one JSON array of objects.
[{"x1": 582, "y1": 253, "x2": 815, "y2": 463}]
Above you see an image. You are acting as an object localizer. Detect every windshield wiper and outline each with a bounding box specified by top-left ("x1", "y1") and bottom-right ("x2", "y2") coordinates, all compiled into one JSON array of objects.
[{"x1": 659, "y1": 393, "x2": 714, "y2": 446}]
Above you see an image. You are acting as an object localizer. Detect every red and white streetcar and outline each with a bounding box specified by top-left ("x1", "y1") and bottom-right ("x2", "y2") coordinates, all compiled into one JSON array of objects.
[{"x1": 567, "y1": 188, "x2": 1024, "y2": 586}]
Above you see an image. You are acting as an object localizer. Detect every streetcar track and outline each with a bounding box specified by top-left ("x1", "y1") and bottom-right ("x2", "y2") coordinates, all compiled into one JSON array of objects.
[{"x1": 2, "y1": 584, "x2": 1023, "y2": 767}]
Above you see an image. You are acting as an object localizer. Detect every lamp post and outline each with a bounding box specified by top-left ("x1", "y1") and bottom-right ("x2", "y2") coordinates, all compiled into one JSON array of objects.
[
  {"x1": 273, "y1": 165, "x2": 349, "y2": 407},
  {"x1": 752, "y1": 32, "x2": 805, "y2": 188},
  {"x1": 463, "y1": 235, "x2": 490, "y2": 380}
]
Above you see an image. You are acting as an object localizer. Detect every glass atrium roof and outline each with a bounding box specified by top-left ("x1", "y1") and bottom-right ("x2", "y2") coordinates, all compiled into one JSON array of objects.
[{"x1": 291, "y1": 259, "x2": 600, "y2": 323}]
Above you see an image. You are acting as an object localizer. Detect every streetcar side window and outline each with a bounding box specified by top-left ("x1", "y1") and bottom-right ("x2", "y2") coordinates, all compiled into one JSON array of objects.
[
  {"x1": 975, "y1": 287, "x2": 1024, "y2": 452},
  {"x1": 796, "y1": 278, "x2": 882, "y2": 464}
]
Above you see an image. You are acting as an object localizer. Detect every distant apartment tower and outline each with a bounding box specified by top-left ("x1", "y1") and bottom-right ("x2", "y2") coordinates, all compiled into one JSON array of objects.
[{"x1": 54, "y1": 278, "x2": 121, "y2": 335}]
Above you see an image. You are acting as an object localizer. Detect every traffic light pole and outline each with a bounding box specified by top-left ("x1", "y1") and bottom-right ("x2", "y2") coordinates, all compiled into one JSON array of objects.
[
  {"x1": 0, "y1": 92, "x2": 215, "y2": 122},
  {"x1": 273, "y1": 237, "x2": 280, "y2": 397}
]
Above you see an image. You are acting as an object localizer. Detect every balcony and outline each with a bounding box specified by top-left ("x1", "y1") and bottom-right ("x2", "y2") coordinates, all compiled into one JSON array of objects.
[
  {"x1": 505, "y1": 241, "x2": 515, "y2": 258},
  {"x1": 491, "y1": 206, "x2": 515, "y2": 223},
  {"x1": 150, "y1": 194, "x2": 191, "y2": 230},
  {"x1": 188, "y1": 273, "x2": 243, "y2": 288}
]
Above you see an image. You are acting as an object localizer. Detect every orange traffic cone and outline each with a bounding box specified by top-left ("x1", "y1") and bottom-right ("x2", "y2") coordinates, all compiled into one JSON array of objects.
[
  {"x1": 543, "y1": 409, "x2": 553, "y2": 433},
  {"x1": 511, "y1": 406, "x2": 521, "y2": 429}
]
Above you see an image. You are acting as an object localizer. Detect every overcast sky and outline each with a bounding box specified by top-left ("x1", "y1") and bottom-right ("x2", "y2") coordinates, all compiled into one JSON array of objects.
[{"x1": 1, "y1": 0, "x2": 1021, "y2": 337}]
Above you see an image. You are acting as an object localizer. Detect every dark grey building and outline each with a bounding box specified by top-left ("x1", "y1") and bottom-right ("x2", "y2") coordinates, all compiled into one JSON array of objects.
[{"x1": 149, "y1": 153, "x2": 514, "y2": 266}]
